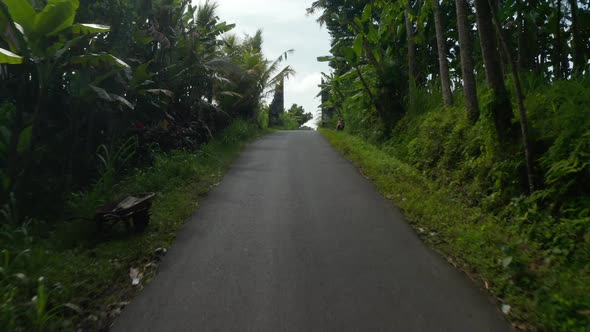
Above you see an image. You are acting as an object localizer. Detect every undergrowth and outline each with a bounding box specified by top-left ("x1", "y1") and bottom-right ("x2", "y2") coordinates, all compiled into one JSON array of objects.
[
  {"x1": 0, "y1": 120, "x2": 266, "y2": 331},
  {"x1": 320, "y1": 77, "x2": 590, "y2": 332}
]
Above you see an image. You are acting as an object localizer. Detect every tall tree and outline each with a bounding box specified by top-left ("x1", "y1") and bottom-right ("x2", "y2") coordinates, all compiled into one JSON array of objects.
[
  {"x1": 488, "y1": 0, "x2": 536, "y2": 192},
  {"x1": 433, "y1": 0, "x2": 453, "y2": 106},
  {"x1": 516, "y1": 0, "x2": 536, "y2": 72},
  {"x1": 455, "y1": 0, "x2": 480, "y2": 122},
  {"x1": 474, "y1": 0, "x2": 513, "y2": 138},
  {"x1": 269, "y1": 79, "x2": 285, "y2": 127},
  {"x1": 287, "y1": 104, "x2": 314, "y2": 127},
  {"x1": 568, "y1": 0, "x2": 583, "y2": 73},
  {"x1": 406, "y1": 0, "x2": 418, "y2": 95},
  {"x1": 554, "y1": 0, "x2": 564, "y2": 79}
]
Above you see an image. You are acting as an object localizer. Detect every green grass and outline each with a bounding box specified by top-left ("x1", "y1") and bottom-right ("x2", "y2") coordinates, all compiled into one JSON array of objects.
[
  {"x1": 320, "y1": 128, "x2": 590, "y2": 332},
  {"x1": 0, "y1": 120, "x2": 268, "y2": 331}
]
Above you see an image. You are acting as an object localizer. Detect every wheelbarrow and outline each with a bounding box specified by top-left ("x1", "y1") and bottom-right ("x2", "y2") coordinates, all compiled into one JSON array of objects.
[{"x1": 95, "y1": 192, "x2": 156, "y2": 233}]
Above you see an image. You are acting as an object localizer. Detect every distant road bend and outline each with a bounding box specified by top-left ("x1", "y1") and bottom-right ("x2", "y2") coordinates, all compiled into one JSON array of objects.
[{"x1": 113, "y1": 131, "x2": 511, "y2": 332}]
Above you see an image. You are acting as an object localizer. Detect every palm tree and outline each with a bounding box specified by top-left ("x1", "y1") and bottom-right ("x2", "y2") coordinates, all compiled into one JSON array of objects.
[
  {"x1": 433, "y1": 0, "x2": 453, "y2": 106},
  {"x1": 405, "y1": 1, "x2": 417, "y2": 98},
  {"x1": 455, "y1": 0, "x2": 479, "y2": 122},
  {"x1": 569, "y1": 0, "x2": 583, "y2": 73},
  {"x1": 474, "y1": 0, "x2": 512, "y2": 138},
  {"x1": 218, "y1": 30, "x2": 295, "y2": 120}
]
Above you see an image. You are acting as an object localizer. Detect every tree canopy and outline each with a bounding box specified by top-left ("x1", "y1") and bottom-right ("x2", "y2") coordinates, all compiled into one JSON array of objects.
[
  {"x1": 0, "y1": 0, "x2": 292, "y2": 218},
  {"x1": 313, "y1": 0, "x2": 590, "y2": 329},
  {"x1": 287, "y1": 104, "x2": 313, "y2": 127}
]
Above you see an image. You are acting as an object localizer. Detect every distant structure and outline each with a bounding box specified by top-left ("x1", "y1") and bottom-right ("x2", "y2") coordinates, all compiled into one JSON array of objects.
[
  {"x1": 320, "y1": 78, "x2": 334, "y2": 127},
  {"x1": 269, "y1": 78, "x2": 284, "y2": 127}
]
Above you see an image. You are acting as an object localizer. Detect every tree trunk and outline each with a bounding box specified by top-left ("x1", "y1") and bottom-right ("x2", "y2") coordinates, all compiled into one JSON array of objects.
[
  {"x1": 8, "y1": 94, "x2": 24, "y2": 196},
  {"x1": 526, "y1": 0, "x2": 539, "y2": 72},
  {"x1": 560, "y1": 3, "x2": 569, "y2": 79},
  {"x1": 474, "y1": 0, "x2": 513, "y2": 139},
  {"x1": 554, "y1": 0, "x2": 563, "y2": 79},
  {"x1": 355, "y1": 65, "x2": 389, "y2": 125},
  {"x1": 363, "y1": 39, "x2": 384, "y2": 75},
  {"x1": 433, "y1": 0, "x2": 453, "y2": 106},
  {"x1": 516, "y1": 0, "x2": 530, "y2": 72},
  {"x1": 355, "y1": 66, "x2": 376, "y2": 106},
  {"x1": 569, "y1": 0, "x2": 583, "y2": 73},
  {"x1": 406, "y1": 1, "x2": 417, "y2": 102},
  {"x1": 455, "y1": 0, "x2": 479, "y2": 122},
  {"x1": 488, "y1": 0, "x2": 535, "y2": 193},
  {"x1": 539, "y1": 47, "x2": 545, "y2": 74}
]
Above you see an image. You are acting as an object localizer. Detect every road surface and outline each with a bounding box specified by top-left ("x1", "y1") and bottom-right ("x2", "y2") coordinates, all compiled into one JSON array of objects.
[{"x1": 113, "y1": 131, "x2": 511, "y2": 332}]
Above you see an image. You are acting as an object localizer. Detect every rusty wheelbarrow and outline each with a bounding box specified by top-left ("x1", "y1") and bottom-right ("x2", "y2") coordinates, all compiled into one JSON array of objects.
[{"x1": 95, "y1": 192, "x2": 155, "y2": 233}]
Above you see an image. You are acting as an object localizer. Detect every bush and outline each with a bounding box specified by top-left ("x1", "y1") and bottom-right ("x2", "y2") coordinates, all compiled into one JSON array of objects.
[
  {"x1": 257, "y1": 106, "x2": 270, "y2": 130},
  {"x1": 323, "y1": 77, "x2": 590, "y2": 331},
  {"x1": 220, "y1": 119, "x2": 260, "y2": 145},
  {"x1": 276, "y1": 113, "x2": 299, "y2": 130},
  {"x1": 0, "y1": 120, "x2": 264, "y2": 331},
  {"x1": 321, "y1": 128, "x2": 590, "y2": 331}
]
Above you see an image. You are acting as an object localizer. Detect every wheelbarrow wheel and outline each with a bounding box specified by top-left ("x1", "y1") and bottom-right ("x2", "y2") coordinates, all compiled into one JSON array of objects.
[{"x1": 133, "y1": 209, "x2": 150, "y2": 232}]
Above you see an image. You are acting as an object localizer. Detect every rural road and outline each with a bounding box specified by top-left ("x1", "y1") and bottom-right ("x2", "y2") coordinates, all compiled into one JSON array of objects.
[{"x1": 112, "y1": 131, "x2": 511, "y2": 332}]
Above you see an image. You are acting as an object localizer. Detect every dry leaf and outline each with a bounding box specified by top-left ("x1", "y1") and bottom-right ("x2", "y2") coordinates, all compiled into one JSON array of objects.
[
  {"x1": 129, "y1": 267, "x2": 142, "y2": 286},
  {"x1": 512, "y1": 322, "x2": 530, "y2": 330},
  {"x1": 64, "y1": 303, "x2": 83, "y2": 314}
]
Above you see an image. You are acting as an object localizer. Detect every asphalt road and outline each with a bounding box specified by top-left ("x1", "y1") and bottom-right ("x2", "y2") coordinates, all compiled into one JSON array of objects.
[{"x1": 112, "y1": 131, "x2": 511, "y2": 332}]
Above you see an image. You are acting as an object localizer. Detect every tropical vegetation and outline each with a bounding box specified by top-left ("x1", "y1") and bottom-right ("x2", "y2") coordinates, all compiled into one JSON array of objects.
[
  {"x1": 278, "y1": 103, "x2": 314, "y2": 130},
  {"x1": 312, "y1": 0, "x2": 590, "y2": 330},
  {"x1": 0, "y1": 0, "x2": 291, "y2": 330}
]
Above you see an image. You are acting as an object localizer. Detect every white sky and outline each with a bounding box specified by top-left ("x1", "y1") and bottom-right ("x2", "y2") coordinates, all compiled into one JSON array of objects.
[{"x1": 196, "y1": 0, "x2": 332, "y2": 127}]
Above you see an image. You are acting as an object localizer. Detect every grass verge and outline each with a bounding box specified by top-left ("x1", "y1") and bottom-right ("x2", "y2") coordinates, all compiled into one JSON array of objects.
[
  {"x1": 320, "y1": 128, "x2": 590, "y2": 332},
  {"x1": 1, "y1": 120, "x2": 267, "y2": 331}
]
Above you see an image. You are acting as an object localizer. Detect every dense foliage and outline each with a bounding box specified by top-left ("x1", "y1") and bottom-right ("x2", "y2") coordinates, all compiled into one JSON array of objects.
[
  {"x1": 0, "y1": 0, "x2": 291, "y2": 330},
  {"x1": 277, "y1": 103, "x2": 314, "y2": 130},
  {"x1": 312, "y1": 0, "x2": 590, "y2": 329},
  {"x1": 0, "y1": 0, "x2": 292, "y2": 221},
  {"x1": 0, "y1": 119, "x2": 264, "y2": 331}
]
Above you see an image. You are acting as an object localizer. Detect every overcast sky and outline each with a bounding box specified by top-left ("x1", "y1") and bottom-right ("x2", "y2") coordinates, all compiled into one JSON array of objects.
[{"x1": 197, "y1": 0, "x2": 332, "y2": 127}]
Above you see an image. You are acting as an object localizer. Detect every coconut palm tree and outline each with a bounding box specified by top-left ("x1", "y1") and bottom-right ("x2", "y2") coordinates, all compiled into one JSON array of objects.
[
  {"x1": 219, "y1": 30, "x2": 295, "y2": 121},
  {"x1": 455, "y1": 0, "x2": 479, "y2": 122},
  {"x1": 432, "y1": 0, "x2": 453, "y2": 106},
  {"x1": 473, "y1": 0, "x2": 513, "y2": 139}
]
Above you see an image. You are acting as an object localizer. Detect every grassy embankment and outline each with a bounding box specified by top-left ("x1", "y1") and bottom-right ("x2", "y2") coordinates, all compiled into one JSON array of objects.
[
  {"x1": 320, "y1": 128, "x2": 589, "y2": 332},
  {"x1": 1, "y1": 120, "x2": 266, "y2": 331}
]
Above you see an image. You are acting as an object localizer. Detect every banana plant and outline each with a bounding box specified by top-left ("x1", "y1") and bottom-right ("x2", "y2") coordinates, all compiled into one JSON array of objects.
[
  {"x1": 0, "y1": 0, "x2": 142, "y2": 120},
  {"x1": 0, "y1": 0, "x2": 110, "y2": 60},
  {"x1": 0, "y1": 0, "x2": 126, "y2": 115},
  {"x1": 0, "y1": 0, "x2": 126, "y2": 203}
]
